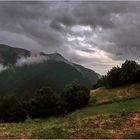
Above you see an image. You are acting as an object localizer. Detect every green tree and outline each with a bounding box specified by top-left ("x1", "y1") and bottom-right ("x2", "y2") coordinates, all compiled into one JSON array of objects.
[
  {"x1": 120, "y1": 60, "x2": 140, "y2": 84},
  {"x1": 61, "y1": 82, "x2": 90, "y2": 113},
  {"x1": 0, "y1": 95, "x2": 26, "y2": 122},
  {"x1": 26, "y1": 87, "x2": 57, "y2": 118},
  {"x1": 100, "y1": 60, "x2": 140, "y2": 87},
  {"x1": 121, "y1": 60, "x2": 139, "y2": 72},
  {"x1": 93, "y1": 75, "x2": 108, "y2": 89},
  {"x1": 107, "y1": 66, "x2": 121, "y2": 87}
]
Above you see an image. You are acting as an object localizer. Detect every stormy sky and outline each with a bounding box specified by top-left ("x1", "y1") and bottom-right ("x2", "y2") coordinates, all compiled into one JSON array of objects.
[{"x1": 0, "y1": 1, "x2": 140, "y2": 74}]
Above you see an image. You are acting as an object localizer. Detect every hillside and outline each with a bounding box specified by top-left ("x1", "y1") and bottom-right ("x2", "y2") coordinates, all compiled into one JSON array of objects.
[
  {"x1": 0, "y1": 60, "x2": 91, "y2": 95},
  {"x1": 0, "y1": 83, "x2": 139, "y2": 139},
  {"x1": 91, "y1": 83, "x2": 140, "y2": 104},
  {"x1": 0, "y1": 44, "x2": 99, "y2": 94},
  {"x1": 0, "y1": 44, "x2": 30, "y2": 67}
]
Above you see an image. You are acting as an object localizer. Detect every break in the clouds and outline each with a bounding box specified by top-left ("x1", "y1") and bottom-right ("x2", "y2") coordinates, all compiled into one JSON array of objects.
[{"x1": 0, "y1": 1, "x2": 140, "y2": 74}]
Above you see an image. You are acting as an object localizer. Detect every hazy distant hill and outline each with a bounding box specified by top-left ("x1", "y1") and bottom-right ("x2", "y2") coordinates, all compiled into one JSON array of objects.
[{"x1": 0, "y1": 44, "x2": 99, "y2": 95}]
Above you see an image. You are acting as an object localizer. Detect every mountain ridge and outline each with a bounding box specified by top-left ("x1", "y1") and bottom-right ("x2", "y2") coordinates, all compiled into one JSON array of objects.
[{"x1": 0, "y1": 44, "x2": 100, "y2": 95}]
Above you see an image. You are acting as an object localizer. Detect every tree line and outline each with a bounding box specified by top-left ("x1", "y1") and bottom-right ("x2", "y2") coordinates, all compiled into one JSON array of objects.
[
  {"x1": 93, "y1": 60, "x2": 140, "y2": 88},
  {"x1": 0, "y1": 82, "x2": 90, "y2": 122}
]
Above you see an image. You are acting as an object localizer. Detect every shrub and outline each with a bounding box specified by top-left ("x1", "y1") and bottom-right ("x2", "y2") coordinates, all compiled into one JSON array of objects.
[
  {"x1": 94, "y1": 60, "x2": 140, "y2": 88},
  {"x1": 92, "y1": 75, "x2": 108, "y2": 89},
  {"x1": 0, "y1": 84, "x2": 91, "y2": 122},
  {"x1": 24, "y1": 87, "x2": 57, "y2": 119},
  {"x1": 0, "y1": 94, "x2": 26, "y2": 122},
  {"x1": 107, "y1": 66, "x2": 121, "y2": 87},
  {"x1": 120, "y1": 60, "x2": 140, "y2": 85},
  {"x1": 61, "y1": 82, "x2": 90, "y2": 113}
]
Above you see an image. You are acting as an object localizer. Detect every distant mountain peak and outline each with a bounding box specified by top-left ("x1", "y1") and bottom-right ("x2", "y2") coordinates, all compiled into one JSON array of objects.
[
  {"x1": 0, "y1": 44, "x2": 100, "y2": 92},
  {"x1": 47, "y1": 52, "x2": 67, "y2": 62},
  {"x1": 0, "y1": 44, "x2": 30, "y2": 68}
]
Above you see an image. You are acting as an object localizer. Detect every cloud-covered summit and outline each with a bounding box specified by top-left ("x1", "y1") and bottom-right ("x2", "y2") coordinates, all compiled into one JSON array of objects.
[{"x1": 0, "y1": 1, "x2": 140, "y2": 74}]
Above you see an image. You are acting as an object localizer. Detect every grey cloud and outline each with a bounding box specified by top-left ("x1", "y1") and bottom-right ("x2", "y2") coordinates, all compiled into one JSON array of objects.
[
  {"x1": 49, "y1": 21, "x2": 64, "y2": 32},
  {"x1": 0, "y1": 1, "x2": 140, "y2": 74},
  {"x1": 16, "y1": 54, "x2": 49, "y2": 66},
  {"x1": 0, "y1": 2, "x2": 65, "y2": 53},
  {"x1": 49, "y1": 1, "x2": 139, "y2": 29}
]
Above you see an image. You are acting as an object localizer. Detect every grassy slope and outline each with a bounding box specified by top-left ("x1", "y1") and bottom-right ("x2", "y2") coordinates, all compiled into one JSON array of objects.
[
  {"x1": 91, "y1": 83, "x2": 140, "y2": 104},
  {"x1": 0, "y1": 83, "x2": 140, "y2": 139}
]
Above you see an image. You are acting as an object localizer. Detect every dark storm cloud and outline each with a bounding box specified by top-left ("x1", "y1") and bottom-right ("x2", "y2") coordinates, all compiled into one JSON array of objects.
[
  {"x1": 0, "y1": 1, "x2": 140, "y2": 74},
  {"x1": 49, "y1": 1, "x2": 138, "y2": 29},
  {"x1": 0, "y1": 1, "x2": 66, "y2": 52}
]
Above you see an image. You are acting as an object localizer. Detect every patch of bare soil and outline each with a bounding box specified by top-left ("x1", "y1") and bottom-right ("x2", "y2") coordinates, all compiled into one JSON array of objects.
[
  {"x1": 105, "y1": 112, "x2": 140, "y2": 139},
  {"x1": 72, "y1": 112, "x2": 140, "y2": 139}
]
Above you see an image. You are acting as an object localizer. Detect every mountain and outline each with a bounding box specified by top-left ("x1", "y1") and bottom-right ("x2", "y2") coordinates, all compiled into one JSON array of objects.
[
  {"x1": 0, "y1": 44, "x2": 100, "y2": 95},
  {"x1": 0, "y1": 44, "x2": 30, "y2": 67}
]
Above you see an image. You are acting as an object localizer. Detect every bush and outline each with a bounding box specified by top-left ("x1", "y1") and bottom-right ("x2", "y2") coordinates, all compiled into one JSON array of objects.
[
  {"x1": 61, "y1": 82, "x2": 90, "y2": 113},
  {"x1": 24, "y1": 87, "x2": 57, "y2": 119},
  {"x1": 0, "y1": 94, "x2": 26, "y2": 122},
  {"x1": 55, "y1": 97, "x2": 68, "y2": 115},
  {"x1": 120, "y1": 60, "x2": 140, "y2": 85},
  {"x1": 94, "y1": 60, "x2": 140, "y2": 88},
  {"x1": 92, "y1": 76, "x2": 108, "y2": 89},
  {"x1": 0, "y1": 84, "x2": 91, "y2": 122},
  {"x1": 106, "y1": 66, "x2": 121, "y2": 87}
]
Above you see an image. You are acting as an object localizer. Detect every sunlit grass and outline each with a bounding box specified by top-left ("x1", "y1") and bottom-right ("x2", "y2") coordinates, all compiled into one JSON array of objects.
[{"x1": 91, "y1": 83, "x2": 140, "y2": 104}]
